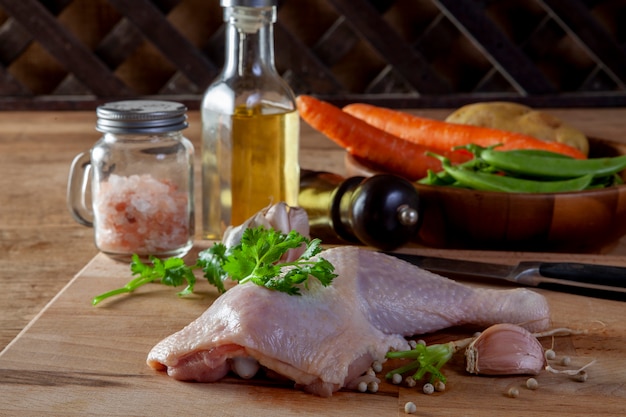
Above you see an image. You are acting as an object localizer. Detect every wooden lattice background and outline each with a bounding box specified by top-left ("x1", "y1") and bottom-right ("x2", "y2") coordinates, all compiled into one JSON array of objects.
[{"x1": 0, "y1": 0, "x2": 625, "y2": 110}]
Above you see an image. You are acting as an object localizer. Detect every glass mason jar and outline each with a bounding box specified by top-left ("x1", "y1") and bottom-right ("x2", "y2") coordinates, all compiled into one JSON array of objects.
[
  {"x1": 201, "y1": 0, "x2": 300, "y2": 239},
  {"x1": 67, "y1": 100, "x2": 195, "y2": 261}
]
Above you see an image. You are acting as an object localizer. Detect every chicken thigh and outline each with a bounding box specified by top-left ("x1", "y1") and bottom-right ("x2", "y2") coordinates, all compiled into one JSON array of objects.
[{"x1": 147, "y1": 247, "x2": 550, "y2": 396}]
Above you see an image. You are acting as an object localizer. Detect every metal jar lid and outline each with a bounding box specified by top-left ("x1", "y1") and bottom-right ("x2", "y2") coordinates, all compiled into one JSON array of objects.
[
  {"x1": 96, "y1": 100, "x2": 188, "y2": 134},
  {"x1": 221, "y1": 0, "x2": 277, "y2": 7}
]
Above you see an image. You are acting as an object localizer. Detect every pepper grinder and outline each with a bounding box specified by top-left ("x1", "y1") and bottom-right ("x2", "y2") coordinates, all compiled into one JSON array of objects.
[{"x1": 299, "y1": 170, "x2": 421, "y2": 250}]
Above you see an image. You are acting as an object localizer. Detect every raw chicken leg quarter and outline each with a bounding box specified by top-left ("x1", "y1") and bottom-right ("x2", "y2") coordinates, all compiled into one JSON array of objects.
[{"x1": 147, "y1": 246, "x2": 550, "y2": 396}]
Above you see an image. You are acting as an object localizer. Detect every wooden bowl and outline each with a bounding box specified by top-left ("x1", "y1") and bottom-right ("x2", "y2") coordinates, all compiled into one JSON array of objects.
[{"x1": 345, "y1": 138, "x2": 626, "y2": 253}]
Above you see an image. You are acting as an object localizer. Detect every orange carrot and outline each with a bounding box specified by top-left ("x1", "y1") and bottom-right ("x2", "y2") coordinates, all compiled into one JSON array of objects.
[
  {"x1": 296, "y1": 95, "x2": 471, "y2": 180},
  {"x1": 343, "y1": 103, "x2": 587, "y2": 159}
]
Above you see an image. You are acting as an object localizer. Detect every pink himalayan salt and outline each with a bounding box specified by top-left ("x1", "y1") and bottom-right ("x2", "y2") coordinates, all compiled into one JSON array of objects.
[{"x1": 94, "y1": 174, "x2": 191, "y2": 255}]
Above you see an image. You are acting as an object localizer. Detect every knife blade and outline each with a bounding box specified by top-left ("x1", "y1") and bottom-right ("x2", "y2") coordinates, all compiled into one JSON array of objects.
[{"x1": 385, "y1": 252, "x2": 626, "y2": 297}]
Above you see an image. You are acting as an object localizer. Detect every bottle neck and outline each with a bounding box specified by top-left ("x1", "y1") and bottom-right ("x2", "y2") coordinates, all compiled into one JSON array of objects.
[{"x1": 222, "y1": 6, "x2": 276, "y2": 77}]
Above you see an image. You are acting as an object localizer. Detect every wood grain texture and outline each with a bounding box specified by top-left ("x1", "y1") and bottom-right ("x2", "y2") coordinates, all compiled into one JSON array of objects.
[
  {"x1": 2, "y1": 108, "x2": 626, "y2": 352},
  {"x1": 0, "y1": 248, "x2": 625, "y2": 416},
  {"x1": 0, "y1": 108, "x2": 625, "y2": 415},
  {"x1": 0, "y1": 109, "x2": 347, "y2": 352}
]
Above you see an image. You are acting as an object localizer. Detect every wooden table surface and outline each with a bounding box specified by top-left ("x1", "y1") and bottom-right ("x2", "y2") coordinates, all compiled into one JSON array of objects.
[
  {"x1": 1, "y1": 107, "x2": 626, "y2": 416},
  {"x1": 0, "y1": 109, "x2": 352, "y2": 352},
  {"x1": 2, "y1": 107, "x2": 626, "y2": 351}
]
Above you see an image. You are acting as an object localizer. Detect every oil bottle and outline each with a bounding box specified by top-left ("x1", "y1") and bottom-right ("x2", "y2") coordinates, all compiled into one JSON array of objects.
[{"x1": 201, "y1": 0, "x2": 299, "y2": 239}]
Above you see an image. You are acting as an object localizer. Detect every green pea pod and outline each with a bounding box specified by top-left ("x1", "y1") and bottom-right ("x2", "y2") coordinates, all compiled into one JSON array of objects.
[
  {"x1": 418, "y1": 170, "x2": 456, "y2": 186},
  {"x1": 481, "y1": 150, "x2": 626, "y2": 179},
  {"x1": 442, "y1": 165, "x2": 594, "y2": 193},
  {"x1": 498, "y1": 149, "x2": 574, "y2": 159},
  {"x1": 456, "y1": 144, "x2": 574, "y2": 160}
]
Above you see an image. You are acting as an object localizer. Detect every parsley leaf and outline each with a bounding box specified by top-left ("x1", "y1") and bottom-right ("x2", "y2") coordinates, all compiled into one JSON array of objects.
[
  {"x1": 216, "y1": 227, "x2": 336, "y2": 295},
  {"x1": 196, "y1": 243, "x2": 228, "y2": 294},
  {"x1": 91, "y1": 227, "x2": 337, "y2": 305},
  {"x1": 91, "y1": 254, "x2": 197, "y2": 305}
]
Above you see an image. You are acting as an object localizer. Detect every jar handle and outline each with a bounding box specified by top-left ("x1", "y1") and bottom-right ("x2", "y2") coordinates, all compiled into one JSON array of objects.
[{"x1": 67, "y1": 151, "x2": 94, "y2": 227}]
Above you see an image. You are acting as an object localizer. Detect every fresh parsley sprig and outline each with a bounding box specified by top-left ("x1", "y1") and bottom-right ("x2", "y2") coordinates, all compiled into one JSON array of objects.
[
  {"x1": 91, "y1": 226, "x2": 337, "y2": 305},
  {"x1": 222, "y1": 227, "x2": 336, "y2": 295},
  {"x1": 91, "y1": 255, "x2": 197, "y2": 306}
]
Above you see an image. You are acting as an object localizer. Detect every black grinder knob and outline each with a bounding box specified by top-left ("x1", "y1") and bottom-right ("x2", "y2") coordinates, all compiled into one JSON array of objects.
[{"x1": 299, "y1": 170, "x2": 421, "y2": 250}]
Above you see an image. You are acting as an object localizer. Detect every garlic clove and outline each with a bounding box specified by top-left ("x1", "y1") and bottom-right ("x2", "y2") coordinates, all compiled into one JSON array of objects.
[{"x1": 465, "y1": 323, "x2": 546, "y2": 376}]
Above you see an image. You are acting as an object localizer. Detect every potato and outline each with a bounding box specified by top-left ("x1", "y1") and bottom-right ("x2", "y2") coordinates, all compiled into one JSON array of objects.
[{"x1": 445, "y1": 102, "x2": 589, "y2": 155}]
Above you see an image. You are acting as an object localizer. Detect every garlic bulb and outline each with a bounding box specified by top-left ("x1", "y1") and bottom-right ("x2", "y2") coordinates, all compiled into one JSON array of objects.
[
  {"x1": 465, "y1": 323, "x2": 546, "y2": 375},
  {"x1": 222, "y1": 202, "x2": 310, "y2": 260}
]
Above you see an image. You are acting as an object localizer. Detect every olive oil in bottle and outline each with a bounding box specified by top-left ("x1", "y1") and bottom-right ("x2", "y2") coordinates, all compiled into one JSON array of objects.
[{"x1": 201, "y1": 0, "x2": 299, "y2": 239}]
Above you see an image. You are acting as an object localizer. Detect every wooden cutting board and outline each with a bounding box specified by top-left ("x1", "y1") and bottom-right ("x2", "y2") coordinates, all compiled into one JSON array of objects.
[{"x1": 1, "y1": 246, "x2": 625, "y2": 416}]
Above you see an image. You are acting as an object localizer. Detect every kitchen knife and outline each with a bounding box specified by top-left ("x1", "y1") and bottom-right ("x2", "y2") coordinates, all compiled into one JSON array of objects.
[{"x1": 385, "y1": 252, "x2": 626, "y2": 297}]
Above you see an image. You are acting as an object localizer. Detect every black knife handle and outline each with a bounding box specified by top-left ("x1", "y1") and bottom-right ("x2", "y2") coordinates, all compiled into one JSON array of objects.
[{"x1": 539, "y1": 262, "x2": 626, "y2": 290}]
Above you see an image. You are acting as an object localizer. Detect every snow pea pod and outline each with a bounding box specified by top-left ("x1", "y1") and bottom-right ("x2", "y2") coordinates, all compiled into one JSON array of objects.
[
  {"x1": 480, "y1": 150, "x2": 626, "y2": 179},
  {"x1": 441, "y1": 163, "x2": 594, "y2": 193}
]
